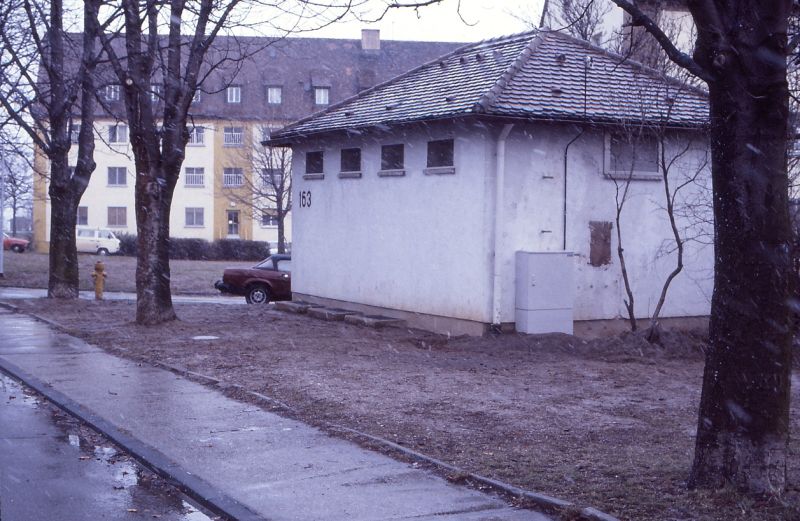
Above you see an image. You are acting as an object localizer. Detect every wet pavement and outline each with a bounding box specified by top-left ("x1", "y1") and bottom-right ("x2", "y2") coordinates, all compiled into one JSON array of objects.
[
  {"x1": 0, "y1": 373, "x2": 214, "y2": 521},
  {"x1": 0, "y1": 307, "x2": 552, "y2": 521},
  {"x1": 0, "y1": 286, "x2": 243, "y2": 305}
]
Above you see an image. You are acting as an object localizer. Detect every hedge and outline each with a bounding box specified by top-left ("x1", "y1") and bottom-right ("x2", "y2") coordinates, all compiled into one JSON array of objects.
[{"x1": 116, "y1": 233, "x2": 269, "y2": 261}]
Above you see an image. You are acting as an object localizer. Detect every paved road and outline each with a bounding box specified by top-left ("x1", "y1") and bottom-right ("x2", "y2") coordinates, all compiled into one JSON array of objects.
[
  {"x1": 0, "y1": 373, "x2": 214, "y2": 521},
  {"x1": 0, "y1": 308, "x2": 552, "y2": 521},
  {"x1": 0, "y1": 286, "x2": 243, "y2": 305}
]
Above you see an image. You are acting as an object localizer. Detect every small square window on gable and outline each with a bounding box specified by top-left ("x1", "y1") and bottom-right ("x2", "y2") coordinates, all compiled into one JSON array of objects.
[
  {"x1": 305, "y1": 151, "x2": 324, "y2": 179},
  {"x1": 339, "y1": 148, "x2": 361, "y2": 178},
  {"x1": 604, "y1": 132, "x2": 661, "y2": 181},
  {"x1": 379, "y1": 144, "x2": 404, "y2": 176},
  {"x1": 425, "y1": 138, "x2": 456, "y2": 175}
]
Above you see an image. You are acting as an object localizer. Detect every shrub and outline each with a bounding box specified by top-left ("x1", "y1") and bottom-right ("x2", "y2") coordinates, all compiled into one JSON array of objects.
[
  {"x1": 213, "y1": 239, "x2": 269, "y2": 261},
  {"x1": 169, "y1": 238, "x2": 212, "y2": 260},
  {"x1": 115, "y1": 233, "x2": 269, "y2": 261},
  {"x1": 117, "y1": 232, "x2": 138, "y2": 256}
]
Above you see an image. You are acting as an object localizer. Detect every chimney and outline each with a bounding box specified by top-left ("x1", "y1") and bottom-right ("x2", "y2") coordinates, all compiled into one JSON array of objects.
[{"x1": 361, "y1": 29, "x2": 380, "y2": 51}]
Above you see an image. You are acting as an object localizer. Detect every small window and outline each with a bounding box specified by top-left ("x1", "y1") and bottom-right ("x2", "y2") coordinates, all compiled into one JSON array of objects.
[
  {"x1": 226, "y1": 210, "x2": 240, "y2": 236},
  {"x1": 227, "y1": 85, "x2": 241, "y2": 103},
  {"x1": 427, "y1": 139, "x2": 454, "y2": 167},
  {"x1": 188, "y1": 126, "x2": 205, "y2": 145},
  {"x1": 76, "y1": 206, "x2": 88, "y2": 226},
  {"x1": 185, "y1": 207, "x2": 204, "y2": 227},
  {"x1": 604, "y1": 132, "x2": 660, "y2": 180},
  {"x1": 306, "y1": 151, "x2": 324, "y2": 174},
  {"x1": 185, "y1": 167, "x2": 204, "y2": 187},
  {"x1": 107, "y1": 167, "x2": 127, "y2": 186},
  {"x1": 223, "y1": 167, "x2": 244, "y2": 187},
  {"x1": 262, "y1": 168, "x2": 283, "y2": 191},
  {"x1": 150, "y1": 83, "x2": 162, "y2": 102},
  {"x1": 381, "y1": 144, "x2": 404, "y2": 171},
  {"x1": 70, "y1": 124, "x2": 81, "y2": 144},
  {"x1": 261, "y1": 209, "x2": 279, "y2": 227},
  {"x1": 267, "y1": 86, "x2": 282, "y2": 104},
  {"x1": 108, "y1": 124, "x2": 128, "y2": 144},
  {"x1": 314, "y1": 86, "x2": 330, "y2": 105},
  {"x1": 340, "y1": 148, "x2": 361, "y2": 173},
  {"x1": 105, "y1": 84, "x2": 120, "y2": 101},
  {"x1": 107, "y1": 206, "x2": 127, "y2": 227},
  {"x1": 223, "y1": 127, "x2": 243, "y2": 146}
]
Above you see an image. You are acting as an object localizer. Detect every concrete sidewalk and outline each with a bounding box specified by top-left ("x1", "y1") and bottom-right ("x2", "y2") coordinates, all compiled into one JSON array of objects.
[
  {"x1": 0, "y1": 286, "x2": 243, "y2": 305},
  {"x1": 0, "y1": 308, "x2": 551, "y2": 521}
]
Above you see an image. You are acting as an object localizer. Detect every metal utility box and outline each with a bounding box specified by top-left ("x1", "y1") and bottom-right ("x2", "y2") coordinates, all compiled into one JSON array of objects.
[{"x1": 515, "y1": 251, "x2": 574, "y2": 334}]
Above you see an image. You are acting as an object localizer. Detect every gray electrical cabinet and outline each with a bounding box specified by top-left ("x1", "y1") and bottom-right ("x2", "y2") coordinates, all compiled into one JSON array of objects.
[{"x1": 515, "y1": 251, "x2": 574, "y2": 334}]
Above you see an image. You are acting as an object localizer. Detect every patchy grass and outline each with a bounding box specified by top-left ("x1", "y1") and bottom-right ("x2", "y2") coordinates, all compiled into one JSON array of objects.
[
  {"x1": 9, "y1": 298, "x2": 799, "y2": 521},
  {"x1": 0, "y1": 252, "x2": 251, "y2": 295}
]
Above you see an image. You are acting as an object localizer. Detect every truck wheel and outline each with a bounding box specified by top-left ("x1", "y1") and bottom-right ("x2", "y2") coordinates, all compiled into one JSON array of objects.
[{"x1": 97, "y1": 248, "x2": 109, "y2": 256}]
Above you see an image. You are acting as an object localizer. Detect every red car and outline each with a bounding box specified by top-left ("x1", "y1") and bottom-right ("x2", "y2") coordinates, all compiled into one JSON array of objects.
[
  {"x1": 214, "y1": 254, "x2": 292, "y2": 304},
  {"x1": 3, "y1": 233, "x2": 29, "y2": 253}
]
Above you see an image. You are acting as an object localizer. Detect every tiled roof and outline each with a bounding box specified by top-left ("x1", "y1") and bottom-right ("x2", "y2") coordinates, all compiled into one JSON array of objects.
[
  {"x1": 83, "y1": 34, "x2": 461, "y2": 123},
  {"x1": 270, "y1": 30, "x2": 708, "y2": 142}
]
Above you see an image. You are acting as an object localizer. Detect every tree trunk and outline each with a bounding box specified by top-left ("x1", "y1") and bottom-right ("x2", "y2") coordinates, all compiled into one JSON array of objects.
[
  {"x1": 47, "y1": 161, "x2": 80, "y2": 298},
  {"x1": 135, "y1": 166, "x2": 177, "y2": 325},
  {"x1": 277, "y1": 199, "x2": 285, "y2": 254},
  {"x1": 688, "y1": 9, "x2": 793, "y2": 494}
]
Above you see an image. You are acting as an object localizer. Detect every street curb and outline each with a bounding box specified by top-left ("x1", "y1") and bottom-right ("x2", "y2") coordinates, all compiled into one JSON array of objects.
[
  {"x1": 0, "y1": 304, "x2": 620, "y2": 521},
  {"x1": 0, "y1": 354, "x2": 265, "y2": 521}
]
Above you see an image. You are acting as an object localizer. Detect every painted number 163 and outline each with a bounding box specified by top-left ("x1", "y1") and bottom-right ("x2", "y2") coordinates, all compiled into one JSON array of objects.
[{"x1": 299, "y1": 190, "x2": 311, "y2": 208}]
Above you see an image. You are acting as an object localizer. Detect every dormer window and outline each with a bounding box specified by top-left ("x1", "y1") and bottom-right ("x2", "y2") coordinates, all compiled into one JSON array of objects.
[
  {"x1": 227, "y1": 85, "x2": 241, "y2": 104},
  {"x1": 314, "y1": 87, "x2": 330, "y2": 105},
  {"x1": 267, "y1": 86, "x2": 282, "y2": 104},
  {"x1": 105, "y1": 84, "x2": 120, "y2": 101}
]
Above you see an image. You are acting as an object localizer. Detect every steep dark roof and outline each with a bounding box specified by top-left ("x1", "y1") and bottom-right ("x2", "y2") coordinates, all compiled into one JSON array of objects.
[
  {"x1": 90, "y1": 34, "x2": 461, "y2": 123},
  {"x1": 269, "y1": 30, "x2": 709, "y2": 142}
]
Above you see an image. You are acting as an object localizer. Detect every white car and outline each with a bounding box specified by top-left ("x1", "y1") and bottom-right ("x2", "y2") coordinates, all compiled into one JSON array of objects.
[{"x1": 76, "y1": 228, "x2": 121, "y2": 255}]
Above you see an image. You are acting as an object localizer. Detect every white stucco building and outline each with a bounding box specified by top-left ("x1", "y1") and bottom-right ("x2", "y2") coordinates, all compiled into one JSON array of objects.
[{"x1": 269, "y1": 30, "x2": 712, "y2": 335}]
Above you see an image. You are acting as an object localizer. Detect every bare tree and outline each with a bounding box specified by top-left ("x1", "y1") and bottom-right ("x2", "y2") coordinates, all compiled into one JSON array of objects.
[
  {"x1": 224, "y1": 139, "x2": 292, "y2": 254},
  {"x1": 0, "y1": 152, "x2": 33, "y2": 236},
  {"x1": 608, "y1": 145, "x2": 638, "y2": 332},
  {"x1": 608, "y1": 0, "x2": 795, "y2": 496},
  {"x1": 95, "y1": 0, "x2": 451, "y2": 324},
  {"x1": 540, "y1": 0, "x2": 613, "y2": 43},
  {"x1": 0, "y1": 0, "x2": 104, "y2": 297}
]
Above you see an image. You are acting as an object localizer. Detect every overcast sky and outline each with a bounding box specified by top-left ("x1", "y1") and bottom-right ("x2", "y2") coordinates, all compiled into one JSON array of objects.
[{"x1": 298, "y1": 0, "x2": 546, "y2": 42}]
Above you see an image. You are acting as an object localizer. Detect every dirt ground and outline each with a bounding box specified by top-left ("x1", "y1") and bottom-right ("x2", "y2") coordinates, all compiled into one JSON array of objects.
[
  {"x1": 0, "y1": 252, "x2": 246, "y2": 295},
  {"x1": 7, "y1": 298, "x2": 799, "y2": 521}
]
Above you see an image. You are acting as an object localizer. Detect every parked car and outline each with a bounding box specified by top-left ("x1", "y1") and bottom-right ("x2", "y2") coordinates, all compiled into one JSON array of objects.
[
  {"x1": 214, "y1": 254, "x2": 292, "y2": 304},
  {"x1": 76, "y1": 227, "x2": 121, "y2": 255},
  {"x1": 3, "y1": 233, "x2": 29, "y2": 253}
]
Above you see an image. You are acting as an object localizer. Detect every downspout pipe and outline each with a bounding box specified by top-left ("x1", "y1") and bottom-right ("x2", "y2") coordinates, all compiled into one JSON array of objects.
[
  {"x1": 491, "y1": 123, "x2": 514, "y2": 327},
  {"x1": 563, "y1": 126, "x2": 584, "y2": 251}
]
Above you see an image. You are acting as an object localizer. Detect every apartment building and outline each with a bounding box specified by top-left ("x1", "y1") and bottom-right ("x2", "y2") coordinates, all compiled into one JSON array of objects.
[{"x1": 32, "y1": 30, "x2": 461, "y2": 252}]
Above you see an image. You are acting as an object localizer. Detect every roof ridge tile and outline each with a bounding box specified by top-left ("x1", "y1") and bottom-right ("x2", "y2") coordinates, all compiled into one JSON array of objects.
[{"x1": 473, "y1": 32, "x2": 543, "y2": 114}]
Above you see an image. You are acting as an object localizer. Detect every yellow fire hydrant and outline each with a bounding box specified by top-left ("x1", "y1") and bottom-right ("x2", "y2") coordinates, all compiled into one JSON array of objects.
[{"x1": 91, "y1": 260, "x2": 107, "y2": 300}]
